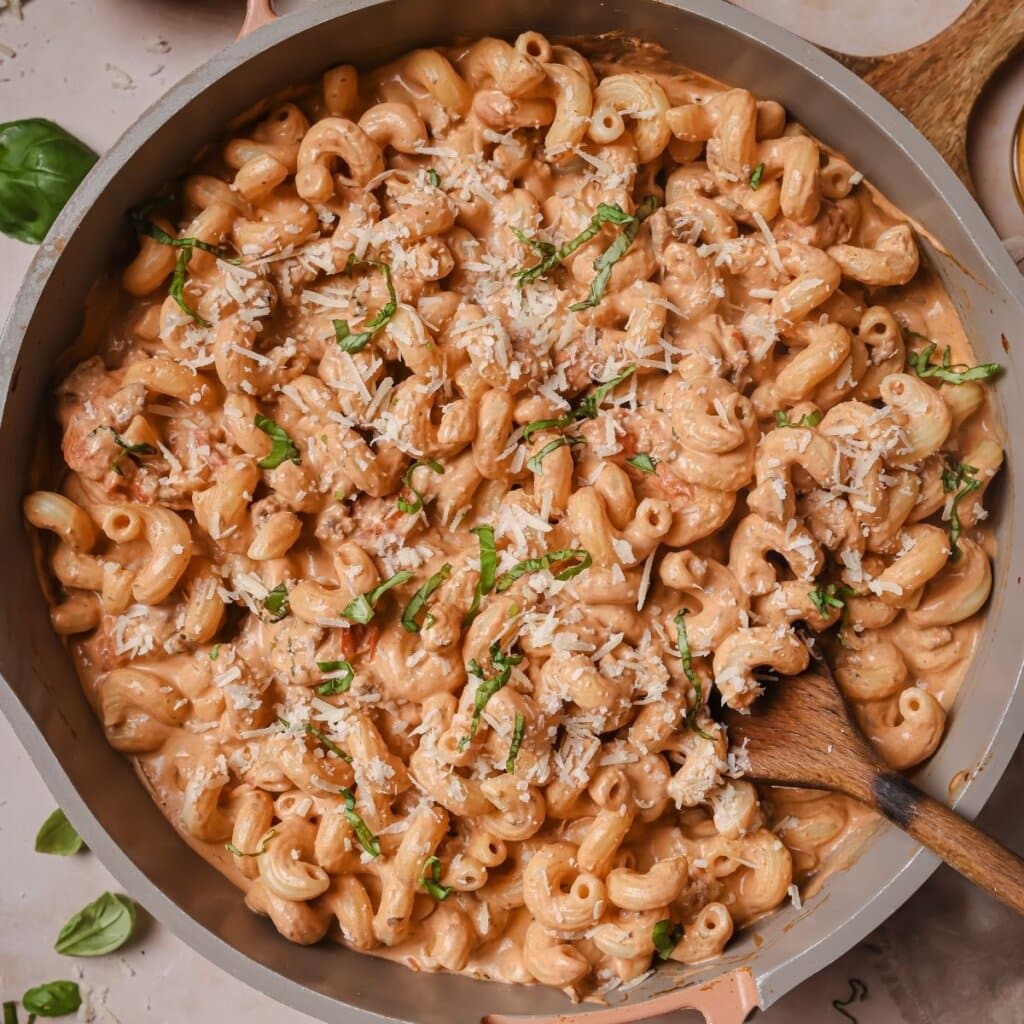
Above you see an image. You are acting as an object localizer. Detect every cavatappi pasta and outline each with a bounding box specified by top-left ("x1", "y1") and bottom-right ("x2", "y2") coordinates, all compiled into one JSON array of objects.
[{"x1": 24, "y1": 33, "x2": 1005, "y2": 999}]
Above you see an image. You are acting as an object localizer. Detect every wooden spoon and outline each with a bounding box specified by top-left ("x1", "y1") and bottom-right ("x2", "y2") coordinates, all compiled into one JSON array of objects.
[{"x1": 723, "y1": 666, "x2": 1024, "y2": 915}]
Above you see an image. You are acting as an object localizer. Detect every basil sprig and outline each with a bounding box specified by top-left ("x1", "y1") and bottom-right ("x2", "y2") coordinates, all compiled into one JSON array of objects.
[
  {"x1": 224, "y1": 829, "x2": 276, "y2": 858},
  {"x1": 907, "y1": 339, "x2": 1002, "y2": 385},
  {"x1": 254, "y1": 414, "x2": 301, "y2": 469},
  {"x1": 21, "y1": 980, "x2": 81, "y2": 1018},
  {"x1": 750, "y1": 162, "x2": 765, "y2": 190},
  {"x1": 418, "y1": 855, "x2": 451, "y2": 901},
  {"x1": 506, "y1": 711, "x2": 526, "y2": 774},
  {"x1": 674, "y1": 609, "x2": 714, "y2": 741},
  {"x1": 463, "y1": 525, "x2": 496, "y2": 625},
  {"x1": 626, "y1": 452, "x2": 657, "y2": 474},
  {"x1": 264, "y1": 583, "x2": 289, "y2": 620},
  {"x1": 0, "y1": 118, "x2": 97, "y2": 244},
  {"x1": 774, "y1": 409, "x2": 823, "y2": 429},
  {"x1": 652, "y1": 918, "x2": 683, "y2": 960},
  {"x1": 340, "y1": 787, "x2": 381, "y2": 857},
  {"x1": 401, "y1": 564, "x2": 452, "y2": 633},
  {"x1": 35, "y1": 809, "x2": 83, "y2": 856},
  {"x1": 397, "y1": 458, "x2": 443, "y2": 515},
  {"x1": 54, "y1": 892, "x2": 135, "y2": 957},
  {"x1": 570, "y1": 195, "x2": 659, "y2": 311},
  {"x1": 495, "y1": 548, "x2": 591, "y2": 592},
  {"x1": 941, "y1": 457, "x2": 982, "y2": 559},
  {"x1": 341, "y1": 571, "x2": 413, "y2": 624},
  {"x1": 316, "y1": 660, "x2": 355, "y2": 695},
  {"x1": 333, "y1": 254, "x2": 398, "y2": 353},
  {"x1": 527, "y1": 435, "x2": 582, "y2": 473},
  {"x1": 458, "y1": 643, "x2": 524, "y2": 750}
]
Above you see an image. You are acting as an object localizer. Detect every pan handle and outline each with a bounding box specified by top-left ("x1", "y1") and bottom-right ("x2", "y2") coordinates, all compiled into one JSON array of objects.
[
  {"x1": 482, "y1": 967, "x2": 759, "y2": 1024},
  {"x1": 239, "y1": 0, "x2": 278, "y2": 39}
]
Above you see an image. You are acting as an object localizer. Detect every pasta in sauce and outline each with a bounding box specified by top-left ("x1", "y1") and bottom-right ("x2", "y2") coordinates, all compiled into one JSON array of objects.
[{"x1": 24, "y1": 32, "x2": 1005, "y2": 999}]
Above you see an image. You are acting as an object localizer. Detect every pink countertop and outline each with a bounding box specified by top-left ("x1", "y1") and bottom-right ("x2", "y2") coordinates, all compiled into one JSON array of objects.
[{"x1": 0, "y1": 2, "x2": 1021, "y2": 1021}]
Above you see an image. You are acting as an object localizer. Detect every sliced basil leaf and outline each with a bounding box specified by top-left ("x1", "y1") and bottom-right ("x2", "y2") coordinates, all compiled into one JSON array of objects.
[
  {"x1": 512, "y1": 201, "x2": 635, "y2": 286},
  {"x1": 527, "y1": 435, "x2": 582, "y2": 473},
  {"x1": 652, "y1": 918, "x2": 683, "y2": 960},
  {"x1": 397, "y1": 458, "x2": 444, "y2": 515},
  {"x1": 333, "y1": 255, "x2": 398, "y2": 353},
  {"x1": 506, "y1": 711, "x2": 526, "y2": 774},
  {"x1": 750, "y1": 162, "x2": 765, "y2": 190},
  {"x1": 168, "y1": 247, "x2": 209, "y2": 326},
  {"x1": 626, "y1": 452, "x2": 657, "y2": 474},
  {"x1": 316, "y1": 660, "x2": 355, "y2": 695},
  {"x1": 21, "y1": 980, "x2": 81, "y2": 1018},
  {"x1": 264, "y1": 583, "x2": 289, "y2": 620},
  {"x1": 254, "y1": 414, "x2": 301, "y2": 469},
  {"x1": 340, "y1": 787, "x2": 381, "y2": 857},
  {"x1": 341, "y1": 570, "x2": 413, "y2": 624},
  {"x1": 224, "y1": 829, "x2": 276, "y2": 858},
  {"x1": 674, "y1": 609, "x2": 714, "y2": 742},
  {"x1": 463, "y1": 525, "x2": 496, "y2": 625},
  {"x1": 774, "y1": 409, "x2": 823, "y2": 429},
  {"x1": 907, "y1": 339, "x2": 1002, "y2": 385},
  {"x1": 54, "y1": 892, "x2": 135, "y2": 957},
  {"x1": 401, "y1": 564, "x2": 452, "y2": 633},
  {"x1": 209, "y1": 644, "x2": 221, "y2": 661},
  {"x1": 426, "y1": 169, "x2": 441, "y2": 188},
  {"x1": 0, "y1": 118, "x2": 97, "y2": 245},
  {"x1": 569, "y1": 195, "x2": 659, "y2": 312},
  {"x1": 278, "y1": 715, "x2": 352, "y2": 762},
  {"x1": 494, "y1": 548, "x2": 591, "y2": 592},
  {"x1": 34, "y1": 809, "x2": 83, "y2": 856},
  {"x1": 522, "y1": 365, "x2": 636, "y2": 441},
  {"x1": 458, "y1": 643, "x2": 523, "y2": 750},
  {"x1": 418, "y1": 855, "x2": 451, "y2": 900},
  {"x1": 941, "y1": 457, "x2": 982, "y2": 559}
]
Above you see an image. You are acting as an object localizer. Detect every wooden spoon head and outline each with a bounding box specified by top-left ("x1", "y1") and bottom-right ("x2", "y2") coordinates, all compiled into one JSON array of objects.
[{"x1": 722, "y1": 668, "x2": 877, "y2": 796}]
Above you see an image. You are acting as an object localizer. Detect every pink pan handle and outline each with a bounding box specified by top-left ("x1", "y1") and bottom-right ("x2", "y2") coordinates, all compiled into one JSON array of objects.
[
  {"x1": 484, "y1": 968, "x2": 760, "y2": 1024},
  {"x1": 239, "y1": 0, "x2": 278, "y2": 38}
]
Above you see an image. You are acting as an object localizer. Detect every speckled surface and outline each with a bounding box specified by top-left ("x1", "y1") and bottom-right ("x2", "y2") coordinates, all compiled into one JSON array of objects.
[{"x1": 0, "y1": 2, "x2": 1020, "y2": 1021}]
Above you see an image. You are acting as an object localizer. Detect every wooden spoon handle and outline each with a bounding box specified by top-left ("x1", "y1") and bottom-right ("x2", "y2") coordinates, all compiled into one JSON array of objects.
[
  {"x1": 833, "y1": 0, "x2": 1024, "y2": 187},
  {"x1": 872, "y1": 771, "x2": 1024, "y2": 915}
]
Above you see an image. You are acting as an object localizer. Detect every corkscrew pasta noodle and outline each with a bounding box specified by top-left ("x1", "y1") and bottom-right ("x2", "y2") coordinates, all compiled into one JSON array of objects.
[{"x1": 24, "y1": 33, "x2": 1004, "y2": 1000}]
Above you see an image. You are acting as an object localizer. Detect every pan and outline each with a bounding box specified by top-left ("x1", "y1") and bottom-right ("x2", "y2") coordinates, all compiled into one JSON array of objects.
[{"x1": 0, "y1": 1, "x2": 1021, "y2": 1022}]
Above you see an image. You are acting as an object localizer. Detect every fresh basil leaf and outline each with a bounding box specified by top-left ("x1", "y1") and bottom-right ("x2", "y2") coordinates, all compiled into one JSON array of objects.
[
  {"x1": 0, "y1": 119, "x2": 97, "y2": 244},
  {"x1": 907, "y1": 339, "x2": 1002, "y2": 385},
  {"x1": 224, "y1": 829, "x2": 276, "y2": 858},
  {"x1": 209, "y1": 644, "x2": 220, "y2": 661},
  {"x1": 494, "y1": 548, "x2": 591, "y2": 592},
  {"x1": 522, "y1": 365, "x2": 636, "y2": 441},
  {"x1": 750, "y1": 162, "x2": 765, "y2": 190},
  {"x1": 808, "y1": 581, "x2": 849, "y2": 617},
  {"x1": 333, "y1": 255, "x2": 398, "y2": 353},
  {"x1": 316, "y1": 660, "x2": 355, "y2": 695},
  {"x1": 674, "y1": 609, "x2": 714, "y2": 741},
  {"x1": 34, "y1": 809, "x2": 83, "y2": 856},
  {"x1": 168, "y1": 247, "x2": 209, "y2": 326},
  {"x1": 505, "y1": 711, "x2": 526, "y2": 774},
  {"x1": 773, "y1": 409, "x2": 823, "y2": 429},
  {"x1": 426, "y1": 169, "x2": 441, "y2": 188},
  {"x1": 418, "y1": 855, "x2": 451, "y2": 901},
  {"x1": 626, "y1": 452, "x2": 657, "y2": 474},
  {"x1": 263, "y1": 583, "x2": 289, "y2": 620},
  {"x1": 278, "y1": 716, "x2": 352, "y2": 762},
  {"x1": 254, "y1": 414, "x2": 301, "y2": 470},
  {"x1": 569, "y1": 196, "x2": 659, "y2": 312},
  {"x1": 54, "y1": 892, "x2": 135, "y2": 957},
  {"x1": 940, "y1": 457, "x2": 982, "y2": 559},
  {"x1": 527, "y1": 435, "x2": 582, "y2": 473},
  {"x1": 340, "y1": 787, "x2": 380, "y2": 857},
  {"x1": 459, "y1": 643, "x2": 524, "y2": 750},
  {"x1": 21, "y1": 980, "x2": 81, "y2": 1018},
  {"x1": 652, "y1": 918, "x2": 683, "y2": 960},
  {"x1": 341, "y1": 570, "x2": 413, "y2": 624},
  {"x1": 463, "y1": 525, "x2": 496, "y2": 625},
  {"x1": 397, "y1": 458, "x2": 443, "y2": 515},
  {"x1": 401, "y1": 563, "x2": 451, "y2": 633}
]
